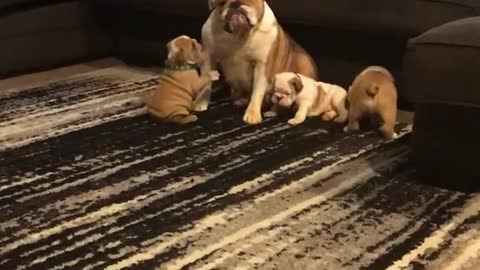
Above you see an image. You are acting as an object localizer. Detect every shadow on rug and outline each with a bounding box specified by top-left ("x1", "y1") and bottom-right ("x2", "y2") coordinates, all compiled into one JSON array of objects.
[{"x1": 1, "y1": 67, "x2": 479, "y2": 270}]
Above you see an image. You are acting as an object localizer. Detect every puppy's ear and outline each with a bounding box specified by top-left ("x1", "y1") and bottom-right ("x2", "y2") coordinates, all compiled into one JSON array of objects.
[
  {"x1": 174, "y1": 39, "x2": 197, "y2": 65},
  {"x1": 175, "y1": 48, "x2": 187, "y2": 64},
  {"x1": 289, "y1": 75, "x2": 304, "y2": 94},
  {"x1": 191, "y1": 39, "x2": 202, "y2": 54}
]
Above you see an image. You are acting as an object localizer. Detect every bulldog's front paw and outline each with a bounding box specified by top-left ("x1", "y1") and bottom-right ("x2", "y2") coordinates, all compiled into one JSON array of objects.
[
  {"x1": 288, "y1": 118, "x2": 304, "y2": 126},
  {"x1": 263, "y1": 110, "x2": 277, "y2": 118},
  {"x1": 233, "y1": 98, "x2": 249, "y2": 108},
  {"x1": 343, "y1": 126, "x2": 350, "y2": 133},
  {"x1": 193, "y1": 100, "x2": 209, "y2": 112},
  {"x1": 243, "y1": 108, "x2": 262, "y2": 125}
]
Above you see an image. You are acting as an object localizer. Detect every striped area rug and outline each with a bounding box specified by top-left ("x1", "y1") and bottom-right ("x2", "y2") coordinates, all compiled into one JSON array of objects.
[{"x1": 1, "y1": 67, "x2": 480, "y2": 270}]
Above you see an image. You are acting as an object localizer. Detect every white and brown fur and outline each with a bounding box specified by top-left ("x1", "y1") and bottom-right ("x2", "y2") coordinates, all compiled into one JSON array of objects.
[
  {"x1": 344, "y1": 66, "x2": 398, "y2": 139},
  {"x1": 146, "y1": 35, "x2": 220, "y2": 124},
  {"x1": 195, "y1": 0, "x2": 318, "y2": 125},
  {"x1": 265, "y1": 72, "x2": 348, "y2": 125}
]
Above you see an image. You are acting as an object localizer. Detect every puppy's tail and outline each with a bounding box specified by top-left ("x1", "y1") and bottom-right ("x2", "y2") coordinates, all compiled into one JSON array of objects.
[{"x1": 366, "y1": 83, "x2": 380, "y2": 98}]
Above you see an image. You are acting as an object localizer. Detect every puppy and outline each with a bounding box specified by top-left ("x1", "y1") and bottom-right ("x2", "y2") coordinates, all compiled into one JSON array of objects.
[
  {"x1": 146, "y1": 35, "x2": 220, "y2": 124},
  {"x1": 196, "y1": 0, "x2": 319, "y2": 125},
  {"x1": 344, "y1": 66, "x2": 398, "y2": 139},
  {"x1": 265, "y1": 72, "x2": 348, "y2": 125}
]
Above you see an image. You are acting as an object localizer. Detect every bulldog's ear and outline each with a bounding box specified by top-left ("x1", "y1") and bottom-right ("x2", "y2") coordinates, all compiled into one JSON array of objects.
[
  {"x1": 208, "y1": 0, "x2": 215, "y2": 11},
  {"x1": 289, "y1": 75, "x2": 304, "y2": 93}
]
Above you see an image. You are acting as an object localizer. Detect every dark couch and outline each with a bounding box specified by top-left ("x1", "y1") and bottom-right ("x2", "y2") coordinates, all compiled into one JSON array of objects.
[
  {"x1": 0, "y1": 0, "x2": 113, "y2": 78},
  {"x1": 404, "y1": 16, "x2": 480, "y2": 192},
  {"x1": 92, "y1": 0, "x2": 480, "y2": 105},
  {"x1": 2, "y1": 0, "x2": 480, "y2": 191},
  {"x1": 2, "y1": 0, "x2": 478, "y2": 101}
]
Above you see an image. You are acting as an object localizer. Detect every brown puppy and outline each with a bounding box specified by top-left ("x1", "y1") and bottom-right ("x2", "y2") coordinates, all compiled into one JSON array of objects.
[
  {"x1": 146, "y1": 35, "x2": 220, "y2": 124},
  {"x1": 196, "y1": 0, "x2": 319, "y2": 125},
  {"x1": 344, "y1": 66, "x2": 398, "y2": 139}
]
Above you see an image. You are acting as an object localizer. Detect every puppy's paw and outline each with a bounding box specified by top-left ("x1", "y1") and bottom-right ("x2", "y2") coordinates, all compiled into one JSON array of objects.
[
  {"x1": 182, "y1": 115, "x2": 198, "y2": 124},
  {"x1": 193, "y1": 100, "x2": 209, "y2": 112},
  {"x1": 344, "y1": 122, "x2": 360, "y2": 133},
  {"x1": 263, "y1": 110, "x2": 277, "y2": 118},
  {"x1": 343, "y1": 126, "x2": 350, "y2": 133},
  {"x1": 321, "y1": 111, "x2": 337, "y2": 121},
  {"x1": 208, "y1": 70, "x2": 220, "y2": 81},
  {"x1": 392, "y1": 132, "x2": 399, "y2": 139},
  {"x1": 243, "y1": 108, "x2": 262, "y2": 125},
  {"x1": 170, "y1": 114, "x2": 198, "y2": 124},
  {"x1": 288, "y1": 118, "x2": 304, "y2": 126}
]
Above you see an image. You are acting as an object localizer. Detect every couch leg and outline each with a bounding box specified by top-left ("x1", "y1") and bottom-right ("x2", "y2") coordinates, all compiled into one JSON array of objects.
[{"x1": 411, "y1": 103, "x2": 480, "y2": 193}]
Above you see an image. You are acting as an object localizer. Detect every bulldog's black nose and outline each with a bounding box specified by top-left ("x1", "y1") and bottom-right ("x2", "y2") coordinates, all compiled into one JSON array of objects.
[{"x1": 229, "y1": 1, "x2": 241, "y2": 9}]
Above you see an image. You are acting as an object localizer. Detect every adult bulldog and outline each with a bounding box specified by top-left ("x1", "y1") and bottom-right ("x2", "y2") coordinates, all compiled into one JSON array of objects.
[{"x1": 195, "y1": 0, "x2": 319, "y2": 124}]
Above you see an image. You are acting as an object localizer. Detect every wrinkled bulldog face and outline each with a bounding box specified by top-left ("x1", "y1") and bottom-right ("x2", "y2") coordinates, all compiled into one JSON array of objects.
[
  {"x1": 211, "y1": 0, "x2": 265, "y2": 35},
  {"x1": 271, "y1": 88, "x2": 296, "y2": 108},
  {"x1": 270, "y1": 73, "x2": 305, "y2": 108}
]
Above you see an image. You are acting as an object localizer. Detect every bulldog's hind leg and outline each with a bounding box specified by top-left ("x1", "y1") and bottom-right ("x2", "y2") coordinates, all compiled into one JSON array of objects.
[
  {"x1": 231, "y1": 88, "x2": 250, "y2": 108},
  {"x1": 333, "y1": 103, "x2": 348, "y2": 123},
  {"x1": 293, "y1": 52, "x2": 319, "y2": 81},
  {"x1": 377, "y1": 107, "x2": 397, "y2": 139},
  {"x1": 344, "y1": 106, "x2": 362, "y2": 133},
  {"x1": 148, "y1": 107, "x2": 197, "y2": 124},
  {"x1": 321, "y1": 110, "x2": 338, "y2": 121}
]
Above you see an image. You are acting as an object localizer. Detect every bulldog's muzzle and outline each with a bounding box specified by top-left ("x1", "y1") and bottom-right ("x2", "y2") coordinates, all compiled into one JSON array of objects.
[{"x1": 224, "y1": 2, "x2": 252, "y2": 34}]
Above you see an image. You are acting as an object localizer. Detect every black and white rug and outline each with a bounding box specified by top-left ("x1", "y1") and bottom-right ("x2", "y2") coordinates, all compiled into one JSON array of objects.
[{"x1": 1, "y1": 67, "x2": 480, "y2": 270}]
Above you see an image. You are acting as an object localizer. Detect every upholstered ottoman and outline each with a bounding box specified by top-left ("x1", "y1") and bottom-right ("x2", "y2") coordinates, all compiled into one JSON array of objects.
[{"x1": 404, "y1": 16, "x2": 480, "y2": 192}]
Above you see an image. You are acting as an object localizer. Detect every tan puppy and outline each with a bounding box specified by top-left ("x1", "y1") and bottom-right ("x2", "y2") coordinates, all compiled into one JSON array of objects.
[
  {"x1": 146, "y1": 35, "x2": 220, "y2": 124},
  {"x1": 344, "y1": 66, "x2": 398, "y2": 139},
  {"x1": 195, "y1": 0, "x2": 319, "y2": 125},
  {"x1": 265, "y1": 72, "x2": 348, "y2": 125}
]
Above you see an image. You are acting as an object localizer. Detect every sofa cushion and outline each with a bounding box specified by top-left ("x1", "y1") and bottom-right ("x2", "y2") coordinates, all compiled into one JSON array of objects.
[
  {"x1": 0, "y1": 1, "x2": 113, "y2": 77},
  {"x1": 0, "y1": 0, "x2": 75, "y2": 11},
  {"x1": 96, "y1": 0, "x2": 480, "y2": 37},
  {"x1": 403, "y1": 16, "x2": 480, "y2": 107},
  {"x1": 0, "y1": 0, "x2": 34, "y2": 9}
]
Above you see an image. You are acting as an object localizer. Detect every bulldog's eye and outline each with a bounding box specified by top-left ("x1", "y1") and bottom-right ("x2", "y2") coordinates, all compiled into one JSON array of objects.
[{"x1": 217, "y1": 0, "x2": 226, "y2": 6}]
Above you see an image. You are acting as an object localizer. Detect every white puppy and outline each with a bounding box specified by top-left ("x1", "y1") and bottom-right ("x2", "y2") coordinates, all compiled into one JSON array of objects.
[{"x1": 265, "y1": 72, "x2": 348, "y2": 125}]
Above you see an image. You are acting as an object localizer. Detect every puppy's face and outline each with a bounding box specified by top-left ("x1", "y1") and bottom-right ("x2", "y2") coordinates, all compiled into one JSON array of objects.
[
  {"x1": 270, "y1": 73, "x2": 304, "y2": 108},
  {"x1": 166, "y1": 35, "x2": 203, "y2": 65},
  {"x1": 210, "y1": 0, "x2": 265, "y2": 35}
]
